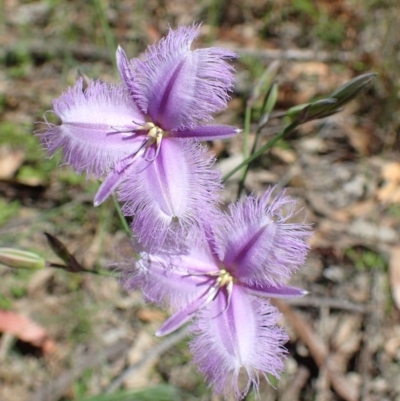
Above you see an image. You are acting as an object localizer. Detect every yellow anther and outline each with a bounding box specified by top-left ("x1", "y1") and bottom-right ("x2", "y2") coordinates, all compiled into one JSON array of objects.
[
  {"x1": 214, "y1": 269, "x2": 234, "y2": 289},
  {"x1": 147, "y1": 126, "x2": 165, "y2": 145}
]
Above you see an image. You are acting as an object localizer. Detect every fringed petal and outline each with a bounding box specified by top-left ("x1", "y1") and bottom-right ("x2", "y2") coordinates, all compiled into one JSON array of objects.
[
  {"x1": 40, "y1": 79, "x2": 146, "y2": 176},
  {"x1": 220, "y1": 188, "x2": 313, "y2": 286},
  {"x1": 128, "y1": 25, "x2": 237, "y2": 130},
  {"x1": 172, "y1": 125, "x2": 240, "y2": 140},
  {"x1": 119, "y1": 139, "x2": 222, "y2": 249},
  {"x1": 116, "y1": 46, "x2": 135, "y2": 92},
  {"x1": 94, "y1": 161, "x2": 132, "y2": 206},
  {"x1": 120, "y1": 244, "x2": 217, "y2": 311},
  {"x1": 156, "y1": 292, "x2": 209, "y2": 336},
  {"x1": 190, "y1": 286, "x2": 288, "y2": 399},
  {"x1": 245, "y1": 283, "x2": 308, "y2": 298}
]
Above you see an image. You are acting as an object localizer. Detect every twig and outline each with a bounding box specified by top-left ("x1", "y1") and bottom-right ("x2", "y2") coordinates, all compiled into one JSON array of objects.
[
  {"x1": 280, "y1": 365, "x2": 310, "y2": 401},
  {"x1": 28, "y1": 339, "x2": 131, "y2": 401},
  {"x1": 2, "y1": 42, "x2": 359, "y2": 66},
  {"x1": 105, "y1": 327, "x2": 189, "y2": 393},
  {"x1": 286, "y1": 295, "x2": 367, "y2": 313},
  {"x1": 359, "y1": 270, "x2": 384, "y2": 400},
  {"x1": 273, "y1": 299, "x2": 359, "y2": 401},
  {"x1": 235, "y1": 47, "x2": 359, "y2": 63},
  {"x1": 2, "y1": 42, "x2": 111, "y2": 63}
]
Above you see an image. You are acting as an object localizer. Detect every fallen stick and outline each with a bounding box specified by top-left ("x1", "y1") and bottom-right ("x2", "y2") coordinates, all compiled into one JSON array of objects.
[{"x1": 273, "y1": 299, "x2": 359, "y2": 401}]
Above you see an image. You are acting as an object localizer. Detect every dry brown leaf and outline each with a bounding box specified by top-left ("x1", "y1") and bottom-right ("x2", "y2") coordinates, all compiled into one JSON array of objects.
[
  {"x1": 339, "y1": 123, "x2": 377, "y2": 155},
  {"x1": 382, "y1": 162, "x2": 400, "y2": 181},
  {"x1": 0, "y1": 147, "x2": 25, "y2": 179},
  {"x1": 377, "y1": 162, "x2": 400, "y2": 204},
  {"x1": 271, "y1": 147, "x2": 297, "y2": 164},
  {"x1": 389, "y1": 247, "x2": 400, "y2": 310},
  {"x1": 136, "y1": 308, "x2": 166, "y2": 323},
  {"x1": 0, "y1": 310, "x2": 56, "y2": 354}
]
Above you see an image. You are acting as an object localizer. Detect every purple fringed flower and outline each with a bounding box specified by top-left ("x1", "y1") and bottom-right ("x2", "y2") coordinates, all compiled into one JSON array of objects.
[
  {"x1": 122, "y1": 188, "x2": 312, "y2": 399},
  {"x1": 40, "y1": 25, "x2": 238, "y2": 246}
]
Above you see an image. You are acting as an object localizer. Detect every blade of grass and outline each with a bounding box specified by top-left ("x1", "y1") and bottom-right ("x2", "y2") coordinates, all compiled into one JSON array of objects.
[
  {"x1": 92, "y1": 0, "x2": 117, "y2": 71},
  {"x1": 111, "y1": 194, "x2": 131, "y2": 237},
  {"x1": 237, "y1": 81, "x2": 279, "y2": 198}
]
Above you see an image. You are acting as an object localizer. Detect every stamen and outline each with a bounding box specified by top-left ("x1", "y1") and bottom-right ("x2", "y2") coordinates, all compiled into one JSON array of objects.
[
  {"x1": 145, "y1": 126, "x2": 165, "y2": 162},
  {"x1": 204, "y1": 268, "x2": 235, "y2": 318},
  {"x1": 210, "y1": 281, "x2": 234, "y2": 319}
]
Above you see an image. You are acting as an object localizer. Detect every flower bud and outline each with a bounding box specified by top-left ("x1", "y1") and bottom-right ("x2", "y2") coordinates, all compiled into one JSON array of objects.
[
  {"x1": 330, "y1": 72, "x2": 377, "y2": 108},
  {"x1": 287, "y1": 72, "x2": 377, "y2": 123},
  {"x1": 0, "y1": 248, "x2": 45, "y2": 270}
]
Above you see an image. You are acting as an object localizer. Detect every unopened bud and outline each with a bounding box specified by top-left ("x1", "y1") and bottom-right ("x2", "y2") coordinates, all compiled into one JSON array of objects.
[
  {"x1": 287, "y1": 98, "x2": 337, "y2": 122},
  {"x1": 0, "y1": 248, "x2": 45, "y2": 270},
  {"x1": 330, "y1": 72, "x2": 377, "y2": 108},
  {"x1": 287, "y1": 72, "x2": 376, "y2": 123}
]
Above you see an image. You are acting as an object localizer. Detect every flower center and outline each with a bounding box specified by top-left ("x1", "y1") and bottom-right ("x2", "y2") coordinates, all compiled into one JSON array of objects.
[
  {"x1": 146, "y1": 123, "x2": 165, "y2": 146},
  {"x1": 200, "y1": 268, "x2": 235, "y2": 315},
  {"x1": 131, "y1": 121, "x2": 165, "y2": 162},
  {"x1": 214, "y1": 268, "x2": 234, "y2": 290}
]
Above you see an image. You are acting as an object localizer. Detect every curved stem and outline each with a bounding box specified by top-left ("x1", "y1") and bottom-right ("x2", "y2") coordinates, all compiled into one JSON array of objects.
[
  {"x1": 112, "y1": 193, "x2": 132, "y2": 237},
  {"x1": 223, "y1": 120, "x2": 300, "y2": 182}
]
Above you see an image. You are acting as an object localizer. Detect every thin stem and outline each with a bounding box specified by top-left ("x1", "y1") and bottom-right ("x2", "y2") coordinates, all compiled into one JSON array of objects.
[
  {"x1": 112, "y1": 193, "x2": 131, "y2": 237},
  {"x1": 241, "y1": 105, "x2": 252, "y2": 178},
  {"x1": 93, "y1": 0, "x2": 117, "y2": 71},
  {"x1": 237, "y1": 122, "x2": 261, "y2": 198},
  {"x1": 223, "y1": 120, "x2": 300, "y2": 182}
]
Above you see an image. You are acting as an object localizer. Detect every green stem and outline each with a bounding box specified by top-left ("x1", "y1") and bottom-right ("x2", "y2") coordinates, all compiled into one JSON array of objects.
[
  {"x1": 112, "y1": 194, "x2": 131, "y2": 237},
  {"x1": 241, "y1": 105, "x2": 252, "y2": 177},
  {"x1": 237, "y1": 123, "x2": 261, "y2": 198},
  {"x1": 223, "y1": 120, "x2": 300, "y2": 182},
  {"x1": 93, "y1": 0, "x2": 117, "y2": 71}
]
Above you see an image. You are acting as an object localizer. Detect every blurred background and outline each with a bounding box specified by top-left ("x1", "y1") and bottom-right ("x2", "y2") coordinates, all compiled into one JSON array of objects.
[{"x1": 1, "y1": 1, "x2": 400, "y2": 400}]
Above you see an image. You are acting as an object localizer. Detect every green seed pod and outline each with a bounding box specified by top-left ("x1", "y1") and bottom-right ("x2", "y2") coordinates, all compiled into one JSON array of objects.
[{"x1": 0, "y1": 248, "x2": 45, "y2": 270}]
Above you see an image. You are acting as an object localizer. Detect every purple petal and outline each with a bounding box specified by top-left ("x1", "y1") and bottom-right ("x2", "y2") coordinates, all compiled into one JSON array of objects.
[
  {"x1": 120, "y1": 244, "x2": 218, "y2": 311},
  {"x1": 116, "y1": 46, "x2": 135, "y2": 91},
  {"x1": 245, "y1": 283, "x2": 308, "y2": 298},
  {"x1": 190, "y1": 286, "x2": 288, "y2": 399},
  {"x1": 156, "y1": 292, "x2": 209, "y2": 336},
  {"x1": 118, "y1": 139, "x2": 222, "y2": 248},
  {"x1": 93, "y1": 161, "x2": 131, "y2": 206},
  {"x1": 172, "y1": 125, "x2": 240, "y2": 140},
  {"x1": 128, "y1": 25, "x2": 237, "y2": 130},
  {"x1": 40, "y1": 79, "x2": 145, "y2": 176},
  {"x1": 220, "y1": 188, "x2": 313, "y2": 286}
]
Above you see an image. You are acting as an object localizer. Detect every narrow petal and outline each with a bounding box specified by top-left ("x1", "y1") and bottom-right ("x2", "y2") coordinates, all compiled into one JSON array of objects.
[
  {"x1": 245, "y1": 283, "x2": 308, "y2": 298},
  {"x1": 220, "y1": 188, "x2": 313, "y2": 286},
  {"x1": 40, "y1": 79, "x2": 145, "y2": 176},
  {"x1": 119, "y1": 139, "x2": 222, "y2": 249},
  {"x1": 120, "y1": 252, "x2": 204, "y2": 309},
  {"x1": 172, "y1": 125, "x2": 240, "y2": 141},
  {"x1": 94, "y1": 163, "x2": 130, "y2": 206},
  {"x1": 156, "y1": 292, "x2": 210, "y2": 336},
  {"x1": 119, "y1": 244, "x2": 217, "y2": 312},
  {"x1": 190, "y1": 286, "x2": 288, "y2": 399},
  {"x1": 116, "y1": 46, "x2": 135, "y2": 91},
  {"x1": 129, "y1": 25, "x2": 237, "y2": 130}
]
